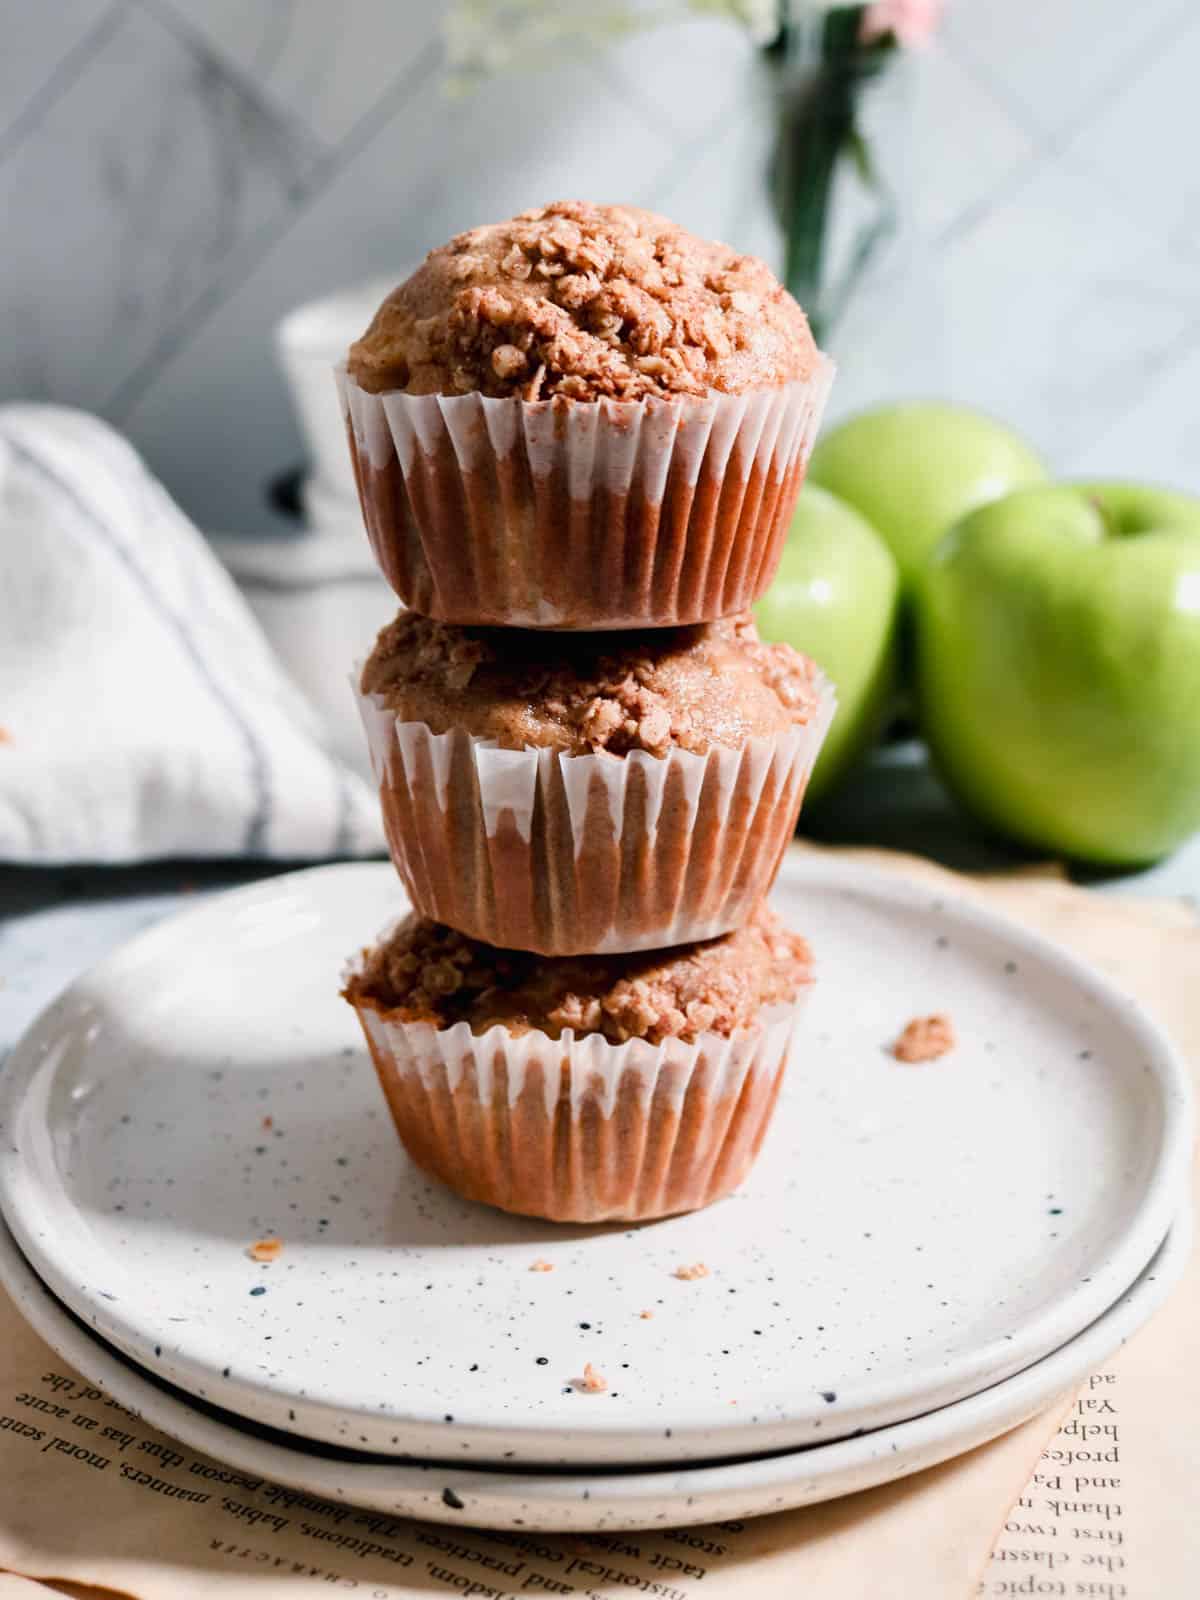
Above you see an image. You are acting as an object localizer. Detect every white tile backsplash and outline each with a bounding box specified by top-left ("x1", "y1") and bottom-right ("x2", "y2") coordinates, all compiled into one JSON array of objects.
[
  {"x1": 116, "y1": 35, "x2": 685, "y2": 536},
  {"x1": 604, "y1": 14, "x2": 766, "y2": 142},
  {"x1": 926, "y1": 156, "x2": 1199, "y2": 459},
  {"x1": 1064, "y1": 331, "x2": 1200, "y2": 492},
  {"x1": 906, "y1": 43, "x2": 1035, "y2": 241},
  {"x1": 1, "y1": 0, "x2": 1197, "y2": 533},
  {"x1": 0, "y1": 3, "x2": 320, "y2": 411},
  {"x1": 151, "y1": 0, "x2": 440, "y2": 147},
  {"x1": 1059, "y1": 5, "x2": 1200, "y2": 254},
  {"x1": 943, "y1": 0, "x2": 1193, "y2": 139},
  {"x1": 0, "y1": 0, "x2": 114, "y2": 150}
]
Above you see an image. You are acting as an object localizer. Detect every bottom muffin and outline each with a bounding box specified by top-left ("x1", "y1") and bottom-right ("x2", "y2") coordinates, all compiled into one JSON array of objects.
[{"x1": 342, "y1": 905, "x2": 813, "y2": 1223}]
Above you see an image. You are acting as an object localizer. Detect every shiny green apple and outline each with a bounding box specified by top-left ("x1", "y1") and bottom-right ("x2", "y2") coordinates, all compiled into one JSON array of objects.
[
  {"x1": 756, "y1": 484, "x2": 900, "y2": 806},
  {"x1": 915, "y1": 482, "x2": 1200, "y2": 865},
  {"x1": 810, "y1": 402, "x2": 1047, "y2": 594}
]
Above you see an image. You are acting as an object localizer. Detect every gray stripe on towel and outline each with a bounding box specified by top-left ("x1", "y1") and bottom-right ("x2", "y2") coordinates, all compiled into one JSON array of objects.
[{"x1": 4, "y1": 428, "x2": 273, "y2": 854}]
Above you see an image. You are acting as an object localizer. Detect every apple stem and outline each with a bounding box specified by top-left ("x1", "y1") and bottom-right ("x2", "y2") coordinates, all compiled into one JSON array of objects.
[{"x1": 1087, "y1": 495, "x2": 1119, "y2": 539}]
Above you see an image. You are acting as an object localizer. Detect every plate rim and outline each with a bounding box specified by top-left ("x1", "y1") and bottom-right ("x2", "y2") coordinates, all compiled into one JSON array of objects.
[
  {"x1": 0, "y1": 1205, "x2": 1188, "y2": 1531},
  {"x1": 0, "y1": 855, "x2": 1192, "y2": 1464}
]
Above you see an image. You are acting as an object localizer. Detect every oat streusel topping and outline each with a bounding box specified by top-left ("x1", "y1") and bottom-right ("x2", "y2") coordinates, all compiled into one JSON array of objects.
[
  {"x1": 361, "y1": 611, "x2": 821, "y2": 757},
  {"x1": 345, "y1": 904, "x2": 813, "y2": 1046},
  {"x1": 347, "y1": 201, "x2": 818, "y2": 401}
]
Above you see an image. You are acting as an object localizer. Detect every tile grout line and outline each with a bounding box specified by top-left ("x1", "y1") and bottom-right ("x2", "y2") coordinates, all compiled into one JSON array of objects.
[
  {"x1": 930, "y1": 75, "x2": 1196, "y2": 269},
  {"x1": 0, "y1": 0, "x2": 128, "y2": 169},
  {"x1": 103, "y1": 35, "x2": 445, "y2": 423},
  {"x1": 132, "y1": 0, "x2": 325, "y2": 161},
  {"x1": 1060, "y1": 305, "x2": 1200, "y2": 479},
  {"x1": 1051, "y1": 0, "x2": 1200, "y2": 154},
  {"x1": 598, "y1": 42, "x2": 753, "y2": 149},
  {"x1": 946, "y1": 0, "x2": 1200, "y2": 159},
  {"x1": 248, "y1": 0, "x2": 300, "y2": 83},
  {"x1": 929, "y1": 145, "x2": 1046, "y2": 258},
  {"x1": 936, "y1": 30, "x2": 1045, "y2": 151},
  {"x1": 852, "y1": 18, "x2": 1198, "y2": 271},
  {"x1": 933, "y1": 0, "x2": 1200, "y2": 293}
]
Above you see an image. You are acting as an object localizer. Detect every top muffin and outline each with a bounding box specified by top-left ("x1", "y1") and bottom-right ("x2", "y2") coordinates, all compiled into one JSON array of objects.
[{"x1": 347, "y1": 200, "x2": 818, "y2": 401}]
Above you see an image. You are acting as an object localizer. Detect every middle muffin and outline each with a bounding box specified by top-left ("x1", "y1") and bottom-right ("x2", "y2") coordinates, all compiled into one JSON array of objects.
[{"x1": 358, "y1": 609, "x2": 834, "y2": 955}]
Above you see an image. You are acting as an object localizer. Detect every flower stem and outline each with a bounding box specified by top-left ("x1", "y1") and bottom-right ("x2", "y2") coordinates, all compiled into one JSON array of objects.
[{"x1": 771, "y1": 5, "x2": 893, "y2": 341}]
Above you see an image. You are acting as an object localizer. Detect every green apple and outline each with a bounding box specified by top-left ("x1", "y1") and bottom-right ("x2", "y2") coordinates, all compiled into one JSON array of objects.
[
  {"x1": 915, "y1": 482, "x2": 1200, "y2": 865},
  {"x1": 810, "y1": 403, "x2": 1047, "y2": 594},
  {"x1": 756, "y1": 484, "x2": 900, "y2": 806}
]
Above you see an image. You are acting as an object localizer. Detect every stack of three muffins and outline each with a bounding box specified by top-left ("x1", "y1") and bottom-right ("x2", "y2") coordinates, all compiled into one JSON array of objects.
[{"x1": 339, "y1": 203, "x2": 836, "y2": 1223}]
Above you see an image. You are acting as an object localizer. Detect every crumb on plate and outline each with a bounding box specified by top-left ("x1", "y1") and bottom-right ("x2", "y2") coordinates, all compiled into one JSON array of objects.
[
  {"x1": 529, "y1": 1258, "x2": 554, "y2": 1273},
  {"x1": 248, "y1": 1237, "x2": 283, "y2": 1262},
  {"x1": 0, "y1": 726, "x2": 12, "y2": 744},
  {"x1": 673, "y1": 1262, "x2": 710, "y2": 1281},
  {"x1": 261, "y1": 1114, "x2": 273, "y2": 1130},
  {"x1": 576, "y1": 1362, "x2": 608, "y2": 1394},
  {"x1": 892, "y1": 1013, "x2": 956, "y2": 1063},
  {"x1": 638, "y1": 1310, "x2": 654, "y2": 1320}
]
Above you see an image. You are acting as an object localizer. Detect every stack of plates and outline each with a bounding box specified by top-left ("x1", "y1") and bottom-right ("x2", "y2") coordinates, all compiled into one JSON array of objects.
[{"x1": 0, "y1": 858, "x2": 1190, "y2": 1532}]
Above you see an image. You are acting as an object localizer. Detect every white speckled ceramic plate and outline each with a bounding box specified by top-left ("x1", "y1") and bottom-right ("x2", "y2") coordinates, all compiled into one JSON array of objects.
[
  {"x1": 0, "y1": 859, "x2": 1189, "y2": 1466},
  {"x1": 0, "y1": 1210, "x2": 1187, "y2": 1532}
]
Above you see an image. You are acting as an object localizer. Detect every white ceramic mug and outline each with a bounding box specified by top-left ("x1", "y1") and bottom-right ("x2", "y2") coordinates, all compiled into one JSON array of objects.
[{"x1": 274, "y1": 277, "x2": 406, "y2": 532}]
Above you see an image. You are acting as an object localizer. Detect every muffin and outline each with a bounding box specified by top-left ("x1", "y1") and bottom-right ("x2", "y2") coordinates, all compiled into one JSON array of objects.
[
  {"x1": 338, "y1": 201, "x2": 835, "y2": 629},
  {"x1": 343, "y1": 904, "x2": 813, "y2": 1222},
  {"x1": 357, "y1": 610, "x2": 835, "y2": 956}
]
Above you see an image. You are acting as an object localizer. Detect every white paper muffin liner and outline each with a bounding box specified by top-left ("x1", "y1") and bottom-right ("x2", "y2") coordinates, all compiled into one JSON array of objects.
[
  {"x1": 348, "y1": 994, "x2": 802, "y2": 1222},
  {"x1": 337, "y1": 359, "x2": 835, "y2": 628},
  {"x1": 356, "y1": 671, "x2": 835, "y2": 955}
]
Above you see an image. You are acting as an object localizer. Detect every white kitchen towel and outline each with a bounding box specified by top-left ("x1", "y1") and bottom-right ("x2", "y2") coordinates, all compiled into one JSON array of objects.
[{"x1": 0, "y1": 405, "x2": 384, "y2": 863}]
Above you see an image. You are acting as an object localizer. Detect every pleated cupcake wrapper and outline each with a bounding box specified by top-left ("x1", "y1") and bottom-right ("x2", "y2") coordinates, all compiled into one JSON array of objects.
[
  {"x1": 356, "y1": 673, "x2": 836, "y2": 955},
  {"x1": 337, "y1": 358, "x2": 836, "y2": 628},
  {"x1": 348, "y1": 998, "x2": 801, "y2": 1222}
]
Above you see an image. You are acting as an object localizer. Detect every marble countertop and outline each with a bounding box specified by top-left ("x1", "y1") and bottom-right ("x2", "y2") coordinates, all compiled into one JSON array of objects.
[{"x1": 4, "y1": 742, "x2": 1198, "y2": 1066}]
